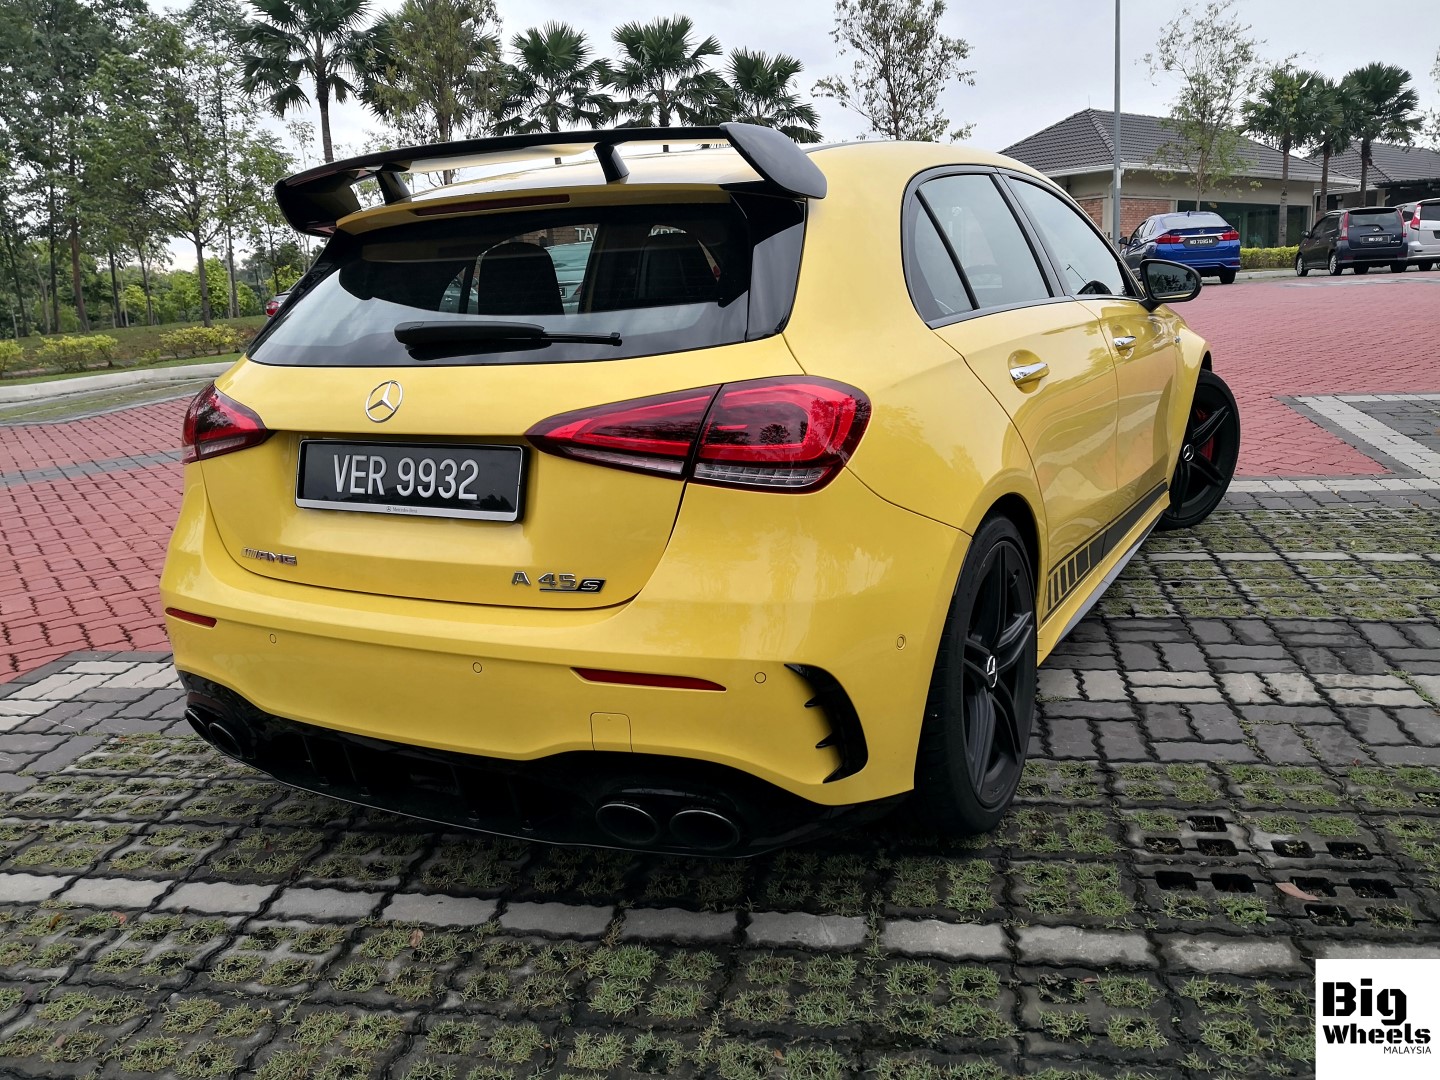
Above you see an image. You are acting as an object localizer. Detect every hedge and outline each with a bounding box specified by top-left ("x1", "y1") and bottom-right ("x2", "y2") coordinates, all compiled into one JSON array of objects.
[
  {"x1": 0, "y1": 340, "x2": 20, "y2": 376},
  {"x1": 157, "y1": 325, "x2": 246, "y2": 357},
  {"x1": 1239, "y1": 246, "x2": 1299, "y2": 270},
  {"x1": 33, "y1": 334, "x2": 120, "y2": 372}
]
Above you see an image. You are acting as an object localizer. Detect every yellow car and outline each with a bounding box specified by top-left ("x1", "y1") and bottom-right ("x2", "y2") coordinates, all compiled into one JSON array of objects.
[{"x1": 161, "y1": 124, "x2": 1238, "y2": 854}]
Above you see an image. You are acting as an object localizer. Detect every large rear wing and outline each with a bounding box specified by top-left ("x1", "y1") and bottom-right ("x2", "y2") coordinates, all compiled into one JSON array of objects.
[{"x1": 274, "y1": 123, "x2": 828, "y2": 236}]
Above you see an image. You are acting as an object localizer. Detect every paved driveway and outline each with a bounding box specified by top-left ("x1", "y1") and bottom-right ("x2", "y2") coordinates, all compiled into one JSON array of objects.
[{"x1": 0, "y1": 275, "x2": 1437, "y2": 1078}]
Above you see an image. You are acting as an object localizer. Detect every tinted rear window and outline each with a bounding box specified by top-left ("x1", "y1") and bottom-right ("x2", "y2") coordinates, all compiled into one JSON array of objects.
[
  {"x1": 248, "y1": 197, "x2": 802, "y2": 367},
  {"x1": 1420, "y1": 203, "x2": 1440, "y2": 222},
  {"x1": 1163, "y1": 213, "x2": 1229, "y2": 230},
  {"x1": 1350, "y1": 209, "x2": 1400, "y2": 223}
]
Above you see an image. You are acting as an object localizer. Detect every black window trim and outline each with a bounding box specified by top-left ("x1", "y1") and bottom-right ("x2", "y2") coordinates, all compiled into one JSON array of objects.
[
  {"x1": 998, "y1": 170, "x2": 1146, "y2": 305},
  {"x1": 900, "y1": 165, "x2": 1071, "y2": 330}
]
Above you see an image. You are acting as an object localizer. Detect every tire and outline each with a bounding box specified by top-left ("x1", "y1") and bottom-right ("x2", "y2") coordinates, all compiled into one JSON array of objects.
[
  {"x1": 914, "y1": 516, "x2": 1037, "y2": 835},
  {"x1": 1328, "y1": 253, "x2": 1342, "y2": 275},
  {"x1": 1354, "y1": 264, "x2": 1370, "y2": 275},
  {"x1": 1295, "y1": 254, "x2": 1308, "y2": 277},
  {"x1": 1419, "y1": 261, "x2": 1435, "y2": 272},
  {"x1": 1390, "y1": 262, "x2": 1408, "y2": 273},
  {"x1": 1156, "y1": 369, "x2": 1241, "y2": 532},
  {"x1": 1217, "y1": 267, "x2": 1236, "y2": 284}
]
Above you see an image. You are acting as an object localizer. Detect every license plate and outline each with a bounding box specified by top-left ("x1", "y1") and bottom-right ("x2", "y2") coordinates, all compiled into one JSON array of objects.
[
  {"x1": 1363, "y1": 236, "x2": 1390, "y2": 243},
  {"x1": 296, "y1": 441, "x2": 525, "y2": 522},
  {"x1": 1186, "y1": 237, "x2": 1217, "y2": 246}
]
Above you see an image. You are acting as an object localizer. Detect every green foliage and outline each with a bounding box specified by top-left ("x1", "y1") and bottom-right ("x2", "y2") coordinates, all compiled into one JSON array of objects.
[
  {"x1": 34, "y1": 334, "x2": 111, "y2": 372},
  {"x1": 0, "y1": 339, "x2": 21, "y2": 376},
  {"x1": 158, "y1": 325, "x2": 246, "y2": 357},
  {"x1": 814, "y1": 0, "x2": 974, "y2": 141},
  {"x1": 722, "y1": 50, "x2": 822, "y2": 143},
  {"x1": 1341, "y1": 62, "x2": 1423, "y2": 201},
  {"x1": 1240, "y1": 246, "x2": 1298, "y2": 268},
  {"x1": 608, "y1": 16, "x2": 725, "y2": 128},
  {"x1": 497, "y1": 22, "x2": 613, "y2": 135}
]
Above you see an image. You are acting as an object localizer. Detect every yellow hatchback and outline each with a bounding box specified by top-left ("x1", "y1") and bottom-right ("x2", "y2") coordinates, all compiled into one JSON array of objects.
[{"x1": 161, "y1": 124, "x2": 1239, "y2": 854}]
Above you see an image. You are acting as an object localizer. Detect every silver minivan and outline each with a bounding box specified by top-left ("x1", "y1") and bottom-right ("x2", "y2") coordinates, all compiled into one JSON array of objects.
[{"x1": 1399, "y1": 199, "x2": 1440, "y2": 270}]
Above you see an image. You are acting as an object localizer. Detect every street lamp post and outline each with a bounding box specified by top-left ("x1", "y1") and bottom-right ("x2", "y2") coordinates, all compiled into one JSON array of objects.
[{"x1": 1112, "y1": 0, "x2": 1123, "y2": 245}]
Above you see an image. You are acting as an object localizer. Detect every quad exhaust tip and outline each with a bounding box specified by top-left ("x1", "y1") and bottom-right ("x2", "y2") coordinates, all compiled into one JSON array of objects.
[
  {"x1": 595, "y1": 801, "x2": 661, "y2": 846},
  {"x1": 668, "y1": 808, "x2": 741, "y2": 852},
  {"x1": 595, "y1": 801, "x2": 741, "y2": 851}
]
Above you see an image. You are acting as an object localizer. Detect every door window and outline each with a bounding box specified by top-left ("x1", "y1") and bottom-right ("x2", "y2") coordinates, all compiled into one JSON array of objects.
[
  {"x1": 904, "y1": 205, "x2": 974, "y2": 321},
  {"x1": 1008, "y1": 179, "x2": 1136, "y2": 298},
  {"x1": 915, "y1": 174, "x2": 1050, "y2": 310}
]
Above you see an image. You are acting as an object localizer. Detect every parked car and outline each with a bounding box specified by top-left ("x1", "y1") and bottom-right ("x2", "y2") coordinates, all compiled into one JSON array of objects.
[
  {"x1": 264, "y1": 291, "x2": 289, "y2": 317},
  {"x1": 547, "y1": 240, "x2": 593, "y2": 312},
  {"x1": 1398, "y1": 199, "x2": 1440, "y2": 271},
  {"x1": 163, "y1": 125, "x2": 1238, "y2": 854},
  {"x1": 1296, "y1": 207, "x2": 1408, "y2": 276},
  {"x1": 1121, "y1": 211, "x2": 1240, "y2": 284}
]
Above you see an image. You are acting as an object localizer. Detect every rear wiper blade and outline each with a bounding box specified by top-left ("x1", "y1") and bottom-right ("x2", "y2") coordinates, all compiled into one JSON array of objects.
[{"x1": 393, "y1": 320, "x2": 621, "y2": 347}]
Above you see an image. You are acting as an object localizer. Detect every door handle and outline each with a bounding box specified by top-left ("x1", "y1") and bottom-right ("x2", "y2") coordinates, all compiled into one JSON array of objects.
[
  {"x1": 1113, "y1": 335, "x2": 1137, "y2": 351},
  {"x1": 1009, "y1": 361, "x2": 1049, "y2": 385}
]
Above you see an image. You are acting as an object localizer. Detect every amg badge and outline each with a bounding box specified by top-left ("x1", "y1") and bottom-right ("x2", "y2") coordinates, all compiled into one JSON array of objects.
[
  {"x1": 242, "y1": 547, "x2": 298, "y2": 566},
  {"x1": 512, "y1": 572, "x2": 604, "y2": 593}
]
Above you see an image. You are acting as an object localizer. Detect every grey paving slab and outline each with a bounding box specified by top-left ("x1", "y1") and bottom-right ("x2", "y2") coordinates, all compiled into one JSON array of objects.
[
  {"x1": 59, "y1": 876, "x2": 172, "y2": 909},
  {"x1": 880, "y1": 920, "x2": 1009, "y2": 960},
  {"x1": 0, "y1": 873, "x2": 73, "y2": 902},
  {"x1": 158, "y1": 881, "x2": 278, "y2": 914},
  {"x1": 267, "y1": 887, "x2": 385, "y2": 920},
  {"x1": 498, "y1": 901, "x2": 614, "y2": 938},
  {"x1": 382, "y1": 893, "x2": 498, "y2": 926},
  {"x1": 620, "y1": 907, "x2": 738, "y2": 943},
  {"x1": 1159, "y1": 935, "x2": 1307, "y2": 974},
  {"x1": 745, "y1": 912, "x2": 867, "y2": 950},
  {"x1": 1014, "y1": 926, "x2": 1154, "y2": 967}
]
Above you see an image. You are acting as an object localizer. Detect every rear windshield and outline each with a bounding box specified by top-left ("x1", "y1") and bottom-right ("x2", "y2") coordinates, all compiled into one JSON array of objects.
[
  {"x1": 1417, "y1": 203, "x2": 1440, "y2": 222},
  {"x1": 248, "y1": 196, "x2": 803, "y2": 367},
  {"x1": 1164, "y1": 213, "x2": 1229, "y2": 230},
  {"x1": 1350, "y1": 209, "x2": 1400, "y2": 222}
]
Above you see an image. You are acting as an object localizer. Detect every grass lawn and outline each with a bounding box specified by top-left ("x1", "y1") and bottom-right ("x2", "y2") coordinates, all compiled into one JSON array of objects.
[
  {"x1": 3, "y1": 315, "x2": 265, "y2": 372},
  {"x1": 2, "y1": 354, "x2": 241, "y2": 388}
]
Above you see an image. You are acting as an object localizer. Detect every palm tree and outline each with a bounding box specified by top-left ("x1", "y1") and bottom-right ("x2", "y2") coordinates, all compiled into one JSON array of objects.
[
  {"x1": 608, "y1": 16, "x2": 724, "y2": 128},
  {"x1": 1242, "y1": 68, "x2": 1322, "y2": 246},
  {"x1": 1340, "y1": 63, "x2": 1422, "y2": 206},
  {"x1": 1308, "y1": 75, "x2": 1353, "y2": 217},
  {"x1": 498, "y1": 22, "x2": 613, "y2": 134},
  {"x1": 235, "y1": 0, "x2": 376, "y2": 163},
  {"x1": 721, "y1": 49, "x2": 822, "y2": 143}
]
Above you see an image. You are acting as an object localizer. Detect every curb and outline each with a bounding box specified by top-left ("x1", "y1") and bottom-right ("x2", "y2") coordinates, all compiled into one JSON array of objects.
[{"x1": 0, "y1": 361, "x2": 235, "y2": 405}]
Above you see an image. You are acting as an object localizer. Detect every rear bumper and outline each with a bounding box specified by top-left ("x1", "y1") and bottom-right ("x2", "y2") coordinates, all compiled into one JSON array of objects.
[
  {"x1": 1154, "y1": 246, "x2": 1239, "y2": 271},
  {"x1": 1340, "y1": 244, "x2": 1406, "y2": 263},
  {"x1": 161, "y1": 466, "x2": 966, "y2": 815}
]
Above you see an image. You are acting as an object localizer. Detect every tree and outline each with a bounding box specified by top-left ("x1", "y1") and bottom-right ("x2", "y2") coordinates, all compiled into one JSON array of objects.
[
  {"x1": 235, "y1": 0, "x2": 376, "y2": 163},
  {"x1": 1304, "y1": 75, "x2": 1352, "y2": 216},
  {"x1": 608, "y1": 16, "x2": 724, "y2": 128},
  {"x1": 497, "y1": 22, "x2": 612, "y2": 134},
  {"x1": 813, "y1": 0, "x2": 973, "y2": 142},
  {"x1": 1242, "y1": 68, "x2": 1322, "y2": 246},
  {"x1": 1145, "y1": 0, "x2": 1270, "y2": 205},
  {"x1": 366, "y1": 0, "x2": 506, "y2": 157},
  {"x1": 721, "y1": 50, "x2": 822, "y2": 143},
  {"x1": 1341, "y1": 63, "x2": 1422, "y2": 206}
]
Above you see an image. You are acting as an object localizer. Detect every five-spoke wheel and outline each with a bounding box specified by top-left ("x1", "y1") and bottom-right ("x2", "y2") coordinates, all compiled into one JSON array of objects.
[
  {"x1": 1157, "y1": 368, "x2": 1241, "y2": 531},
  {"x1": 916, "y1": 516, "x2": 1037, "y2": 834}
]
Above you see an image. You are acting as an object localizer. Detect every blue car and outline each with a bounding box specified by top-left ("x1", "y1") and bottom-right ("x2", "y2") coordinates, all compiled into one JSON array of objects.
[{"x1": 1121, "y1": 211, "x2": 1241, "y2": 284}]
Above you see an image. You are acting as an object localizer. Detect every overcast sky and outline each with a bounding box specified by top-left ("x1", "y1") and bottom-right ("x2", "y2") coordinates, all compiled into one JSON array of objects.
[{"x1": 298, "y1": 0, "x2": 1440, "y2": 157}]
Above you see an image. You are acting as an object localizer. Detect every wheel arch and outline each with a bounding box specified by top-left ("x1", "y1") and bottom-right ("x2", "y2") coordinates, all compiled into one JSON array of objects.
[{"x1": 984, "y1": 492, "x2": 1042, "y2": 595}]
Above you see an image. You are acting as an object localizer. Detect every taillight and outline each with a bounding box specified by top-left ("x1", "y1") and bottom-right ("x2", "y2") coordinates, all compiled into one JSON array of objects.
[
  {"x1": 1154, "y1": 232, "x2": 1181, "y2": 244},
  {"x1": 1340, "y1": 213, "x2": 1349, "y2": 239},
  {"x1": 1219, "y1": 230, "x2": 1239, "y2": 241},
  {"x1": 265, "y1": 298, "x2": 280, "y2": 316},
  {"x1": 181, "y1": 383, "x2": 271, "y2": 464},
  {"x1": 526, "y1": 377, "x2": 871, "y2": 493}
]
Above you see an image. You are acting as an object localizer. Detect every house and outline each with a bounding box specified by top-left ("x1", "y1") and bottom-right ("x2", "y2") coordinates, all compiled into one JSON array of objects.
[
  {"x1": 1002, "y1": 108, "x2": 1345, "y2": 247},
  {"x1": 1314, "y1": 142, "x2": 1440, "y2": 210}
]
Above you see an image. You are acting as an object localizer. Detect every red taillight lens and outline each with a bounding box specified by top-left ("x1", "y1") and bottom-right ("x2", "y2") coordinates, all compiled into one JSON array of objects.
[
  {"x1": 265, "y1": 298, "x2": 280, "y2": 316},
  {"x1": 1219, "y1": 230, "x2": 1239, "y2": 241},
  {"x1": 1154, "y1": 232, "x2": 1181, "y2": 244},
  {"x1": 1340, "y1": 213, "x2": 1349, "y2": 239},
  {"x1": 164, "y1": 607, "x2": 217, "y2": 627},
  {"x1": 573, "y1": 667, "x2": 725, "y2": 691},
  {"x1": 526, "y1": 377, "x2": 871, "y2": 493},
  {"x1": 181, "y1": 383, "x2": 271, "y2": 464}
]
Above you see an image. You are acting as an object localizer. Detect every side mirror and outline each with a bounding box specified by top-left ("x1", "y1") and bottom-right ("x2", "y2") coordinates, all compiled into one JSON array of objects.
[
  {"x1": 1139, "y1": 258, "x2": 1201, "y2": 310},
  {"x1": 1118, "y1": 235, "x2": 1130, "y2": 246}
]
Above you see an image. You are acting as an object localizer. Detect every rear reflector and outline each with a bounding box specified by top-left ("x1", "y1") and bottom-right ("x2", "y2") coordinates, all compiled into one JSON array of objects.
[
  {"x1": 165, "y1": 607, "x2": 217, "y2": 627},
  {"x1": 573, "y1": 668, "x2": 726, "y2": 691},
  {"x1": 182, "y1": 384, "x2": 271, "y2": 464},
  {"x1": 527, "y1": 377, "x2": 870, "y2": 493}
]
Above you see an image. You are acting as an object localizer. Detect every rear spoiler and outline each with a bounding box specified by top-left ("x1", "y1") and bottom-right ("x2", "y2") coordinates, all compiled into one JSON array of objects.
[{"x1": 274, "y1": 123, "x2": 828, "y2": 236}]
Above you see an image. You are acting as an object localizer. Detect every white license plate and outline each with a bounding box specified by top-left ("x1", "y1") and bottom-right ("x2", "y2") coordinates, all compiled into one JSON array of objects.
[{"x1": 296, "y1": 441, "x2": 525, "y2": 521}]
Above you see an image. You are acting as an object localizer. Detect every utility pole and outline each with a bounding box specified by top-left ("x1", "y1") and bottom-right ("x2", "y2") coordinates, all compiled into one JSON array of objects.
[{"x1": 1112, "y1": 0, "x2": 1123, "y2": 245}]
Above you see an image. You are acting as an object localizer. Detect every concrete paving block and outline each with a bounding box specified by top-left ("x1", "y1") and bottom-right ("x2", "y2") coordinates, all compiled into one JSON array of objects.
[
  {"x1": 382, "y1": 893, "x2": 498, "y2": 926},
  {"x1": 1037, "y1": 669, "x2": 1081, "y2": 700},
  {"x1": 9, "y1": 674, "x2": 108, "y2": 700},
  {"x1": 1079, "y1": 671, "x2": 1127, "y2": 701},
  {"x1": 880, "y1": 920, "x2": 1008, "y2": 960},
  {"x1": 1132, "y1": 686, "x2": 1224, "y2": 704},
  {"x1": 1159, "y1": 935, "x2": 1305, "y2": 974},
  {"x1": 61, "y1": 876, "x2": 171, "y2": 910},
  {"x1": 25, "y1": 736, "x2": 104, "y2": 775},
  {"x1": 498, "y1": 901, "x2": 613, "y2": 938},
  {"x1": 0, "y1": 701, "x2": 54, "y2": 717},
  {"x1": 1127, "y1": 671, "x2": 1216, "y2": 688},
  {"x1": 267, "y1": 887, "x2": 384, "y2": 920},
  {"x1": 1313, "y1": 943, "x2": 1440, "y2": 960},
  {"x1": 159, "y1": 881, "x2": 277, "y2": 914},
  {"x1": 620, "y1": 907, "x2": 737, "y2": 943},
  {"x1": 746, "y1": 912, "x2": 867, "y2": 950},
  {"x1": 1261, "y1": 673, "x2": 1322, "y2": 705},
  {"x1": 1410, "y1": 675, "x2": 1440, "y2": 703},
  {"x1": 65, "y1": 662, "x2": 137, "y2": 675},
  {"x1": 0, "y1": 873, "x2": 72, "y2": 902},
  {"x1": 1015, "y1": 926, "x2": 1153, "y2": 967}
]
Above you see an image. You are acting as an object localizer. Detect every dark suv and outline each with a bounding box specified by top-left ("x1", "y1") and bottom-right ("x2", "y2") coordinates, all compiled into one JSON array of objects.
[{"x1": 1296, "y1": 207, "x2": 1407, "y2": 276}]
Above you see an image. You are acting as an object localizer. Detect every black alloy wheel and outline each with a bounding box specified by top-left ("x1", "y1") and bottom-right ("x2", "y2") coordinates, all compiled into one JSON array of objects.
[
  {"x1": 1295, "y1": 253, "x2": 1309, "y2": 277},
  {"x1": 1157, "y1": 368, "x2": 1241, "y2": 531},
  {"x1": 915, "y1": 516, "x2": 1037, "y2": 834},
  {"x1": 1328, "y1": 252, "x2": 1342, "y2": 275}
]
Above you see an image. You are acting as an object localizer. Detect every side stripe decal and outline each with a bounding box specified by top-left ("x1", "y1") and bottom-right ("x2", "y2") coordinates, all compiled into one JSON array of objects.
[{"x1": 1043, "y1": 482, "x2": 1168, "y2": 619}]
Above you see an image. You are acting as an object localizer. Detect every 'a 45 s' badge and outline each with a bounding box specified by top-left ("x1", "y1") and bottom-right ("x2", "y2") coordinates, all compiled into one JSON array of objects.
[{"x1": 512, "y1": 572, "x2": 604, "y2": 593}]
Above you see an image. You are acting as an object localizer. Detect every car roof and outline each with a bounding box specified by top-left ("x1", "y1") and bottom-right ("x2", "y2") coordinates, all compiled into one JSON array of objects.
[{"x1": 338, "y1": 141, "x2": 1059, "y2": 234}]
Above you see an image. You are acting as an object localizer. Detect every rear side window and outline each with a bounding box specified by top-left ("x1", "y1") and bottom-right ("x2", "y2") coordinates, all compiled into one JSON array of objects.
[
  {"x1": 1420, "y1": 203, "x2": 1440, "y2": 224},
  {"x1": 1009, "y1": 179, "x2": 1135, "y2": 298},
  {"x1": 905, "y1": 207, "x2": 974, "y2": 321},
  {"x1": 248, "y1": 197, "x2": 802, "y2": 367},
  {"x1": 916, "y1": 174, "x2": 1050, "y2": 309}
]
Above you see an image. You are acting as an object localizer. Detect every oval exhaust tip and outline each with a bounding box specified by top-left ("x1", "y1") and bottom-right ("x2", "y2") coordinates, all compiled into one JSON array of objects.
[
  {"x1": 669, "y1": 808, "x2": 741, "y2": 852},
  {"x1": 595, "y1": 801, "x2": 661, "y2": 847},
  {"x1": 205, "y1": 722, "x2": 246, "y2": 761}
]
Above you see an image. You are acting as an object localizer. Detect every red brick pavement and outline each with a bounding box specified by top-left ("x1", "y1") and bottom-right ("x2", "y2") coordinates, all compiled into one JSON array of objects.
[
  {"x1": 2, "y1": 276, "x2": 1438, "y2": 681},
  {"x1": 1180, "y1": 276, "x2": 1438, "y2": 477}
]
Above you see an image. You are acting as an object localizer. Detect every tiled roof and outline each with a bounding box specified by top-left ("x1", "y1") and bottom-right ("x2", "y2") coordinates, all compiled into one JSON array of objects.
[
  {"x1": 1319, "y1": 142, "x2": 1440, "y2": 186},
  {"x1": 1001, "y1": 108, "x2": 1331, "y2": 182}
]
